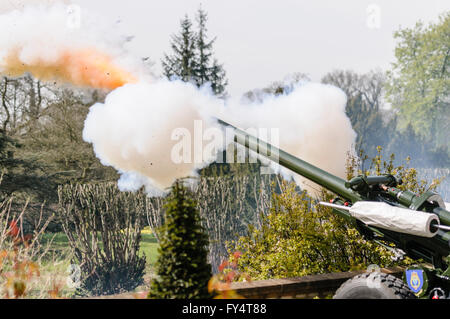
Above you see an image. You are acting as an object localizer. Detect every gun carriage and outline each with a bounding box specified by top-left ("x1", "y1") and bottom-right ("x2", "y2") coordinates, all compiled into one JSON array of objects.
[{"x1": 219, "y1": 119, "x2": 450, "y2": 299}]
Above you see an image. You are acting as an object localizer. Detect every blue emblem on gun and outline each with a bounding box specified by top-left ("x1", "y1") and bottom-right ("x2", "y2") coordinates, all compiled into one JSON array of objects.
[{"x1": 405, "y1": 269, "x2": 424, "y2": 294}]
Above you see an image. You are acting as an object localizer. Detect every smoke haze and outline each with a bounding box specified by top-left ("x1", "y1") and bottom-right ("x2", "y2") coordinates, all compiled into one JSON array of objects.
[
  {"x1": 220, "y1": 83, "x2": 356, "y2": 193},
  {"x1": 83, "y1": 80, "x2": 224, "y2": 193},
  {"x1": 82, "y1": 80, "x2": 356, "y2": 194}
]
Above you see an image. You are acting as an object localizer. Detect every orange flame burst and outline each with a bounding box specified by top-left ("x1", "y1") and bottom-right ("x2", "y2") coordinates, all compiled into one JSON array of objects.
[{"x1": 3, "y1": 48, "x2": 137, "y2": 90}]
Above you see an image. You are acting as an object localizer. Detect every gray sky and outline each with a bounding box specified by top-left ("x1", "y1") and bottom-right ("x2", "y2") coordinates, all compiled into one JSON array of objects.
[{"x1": 4, "y1": 0, "x2": 450, "y2": 97}]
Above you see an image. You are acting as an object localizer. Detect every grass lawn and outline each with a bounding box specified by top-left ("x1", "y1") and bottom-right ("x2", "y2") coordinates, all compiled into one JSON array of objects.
[
  {"x1": 140, "y1": 233, "x2": 160, "y2": 267},
  {"x1": 41, "y1": 230, "x2": 160, "y2": 267}
]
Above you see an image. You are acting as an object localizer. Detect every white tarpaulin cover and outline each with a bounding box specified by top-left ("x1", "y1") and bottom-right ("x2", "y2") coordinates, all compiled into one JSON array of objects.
[{"x1": 349, "y1": 201, "x2": 439, "y2": 238}]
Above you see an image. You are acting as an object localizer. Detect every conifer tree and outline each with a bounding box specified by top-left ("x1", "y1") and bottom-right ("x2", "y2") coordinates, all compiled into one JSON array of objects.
[
  {"x1": 162, "y1": 15, "x2": 198, "y2": 83},
  {"x1": 195, "y1": 7, "x2": 228, "y2": 96},
  {"x1": 195, "y1": 7, "x2": 213, "y2": 87},
  {"x1": 162, "y1": 8, "x2": 228, "y2": 97},
  {"x1": 148, "y1": 180, "x2": 212, "y2": 299}
]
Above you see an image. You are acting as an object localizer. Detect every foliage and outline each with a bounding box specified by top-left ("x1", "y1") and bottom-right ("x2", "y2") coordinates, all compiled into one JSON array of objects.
[
  {"x1": 0, "y1": 133, "x2": 17, "y2": 177},
  {"x1": 386, "y1": 12, "x2": 450, "y2": 148},
  {"x1": 229, "y1": 150, "x2": 432, "y2": 280},
  {"x1": 195, "y1": 7, "x2": 228, "y2": 97},
  {"x1": 321, "y1": 69, "x2": 450, "y2": 168},
  {"x1": 322, "y1": 69, "x2": 388, "y2": 157},
  {"x1": 229, "y1": 181, "x2": 394, "y2": 280},
  {"x1": 162, "y1": 15, "x2": 198, "y2": 84},
  {"x1": 0, "y1": 249, "x2": 40, "y2": 298},
  {"x1": 148, "y1": 180, "x2": 212, "y2": 299},
  {"x1": 359, "y1": 146, "x2": 442, "y2": 194},
  {"x1": 195, "y1": 174, "x2": 273, "y2": 272},
  {"x1": 0, "y1": 77, "x2": 117, "y2": 231},
  {"x1": 0, "y1": 75, "x2": 56, "y2": 201},
  {"x1": 162, "y1": 8, "x2": 228, "y2": 97},
  {"x1": 17, "y1": 88, "x2": 118, "y2": 193},
  {"x1": 0, "y1": 192, "x2": 64, "y2": 298},
  {"x1": 208, "y1": 252, "x2": 250, "y2": 299},
  {"x1": 145, "y1": 174, "x2": 274, "y2": 272},
  {"x1": 58, "y1": 183, "x2": 146, "y2": 296}
]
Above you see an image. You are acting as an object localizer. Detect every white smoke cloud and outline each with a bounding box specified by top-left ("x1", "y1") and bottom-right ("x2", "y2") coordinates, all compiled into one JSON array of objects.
[
  {"x1": 220, "y1": 82, "x2": 356, "y2": 193},
  {"x1": 84, "y1": 80, "x2": 356, "y2": 195},
  {"x1": 83, "y1": 80, "x2": 224, "y2": 193},
  {"x1": 0, "y1": 3, "x2": 97, "y2": 60},
  {"x1": 0, "y1": 0, "x2": 65, "y2": 14}
]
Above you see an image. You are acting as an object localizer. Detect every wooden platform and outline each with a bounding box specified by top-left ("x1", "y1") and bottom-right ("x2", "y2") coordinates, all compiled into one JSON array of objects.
[{"x1": 222, "y1": 267, "x2": 404, "y2": 299}]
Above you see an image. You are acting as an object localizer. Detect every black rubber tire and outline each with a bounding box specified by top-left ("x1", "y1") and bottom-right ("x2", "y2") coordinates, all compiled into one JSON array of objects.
[{"x1": 333, "y1": 273, "x2": 416, "y2": 299}]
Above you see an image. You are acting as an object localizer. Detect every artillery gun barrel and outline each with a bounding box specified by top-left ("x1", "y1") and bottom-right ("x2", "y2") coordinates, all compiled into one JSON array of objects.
[{"x1": 218, "y1": 119, "x2": 361, "y2": 203}]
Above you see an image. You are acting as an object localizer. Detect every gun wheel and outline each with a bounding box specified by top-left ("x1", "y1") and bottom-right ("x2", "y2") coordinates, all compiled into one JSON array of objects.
[{"x1": 333, "y1": 273, "x2": 416, "y2": 299}]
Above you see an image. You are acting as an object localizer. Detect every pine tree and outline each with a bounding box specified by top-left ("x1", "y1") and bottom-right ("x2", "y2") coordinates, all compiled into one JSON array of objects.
[
  {"x1": 148, "y1": 180, "x2": 212, "y2": 299},
  {"x1": 208, "y1": 58, "x2": 228, "y2": 97},
  {"x1": 162, "y1": 8, "x2": 228, "y2": 97},
  {"x1": 195, "y1": 8, "x2": 228, "y2": 97},
  {"x1": 195, "y1": 7, "x2": 213, "y2": 87},
  {"x1": 162, "y1": 15, "x2": 198, "y2": 83}
]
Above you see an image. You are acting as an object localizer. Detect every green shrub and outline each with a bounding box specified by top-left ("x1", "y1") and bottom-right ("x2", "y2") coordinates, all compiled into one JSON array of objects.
[
  {"x1": 148, "y1": 180, "x2": 212, "y2": 299},
  {"x1": 229, "y1": 150, "x2": 438, "y2": 280}
]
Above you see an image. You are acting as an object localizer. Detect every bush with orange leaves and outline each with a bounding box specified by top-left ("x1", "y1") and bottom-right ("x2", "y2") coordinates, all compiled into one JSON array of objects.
[
  {"x1": 208, "y1": 252, "x2": 251, "y2": 299},
  {"x1": 0, "y1": 249, "x2": 40, "y2": 298},
  {"x1": 0, "y1": 214, "x2": 41, "y2": 298},
  {"x1": 0, "y1": 196, "x2": 64, "y2": 298}
]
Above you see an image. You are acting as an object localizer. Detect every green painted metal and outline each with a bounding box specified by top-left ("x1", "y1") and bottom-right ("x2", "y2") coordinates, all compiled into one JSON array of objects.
[{"x1": 220, "y1": 119, "x2": 361, "y2": 203}]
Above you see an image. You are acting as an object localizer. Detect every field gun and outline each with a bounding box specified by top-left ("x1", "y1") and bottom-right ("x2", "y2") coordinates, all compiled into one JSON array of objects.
[{"x1": 218, "y1": 119, "x2": 450, "y2": 299}]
